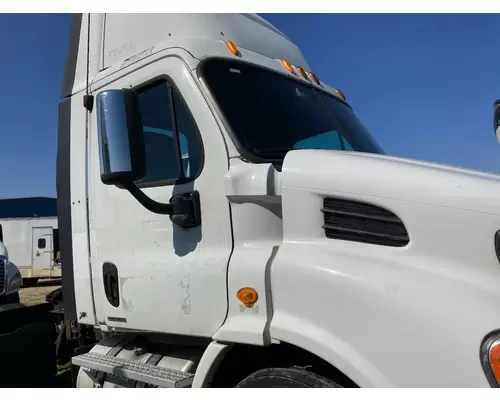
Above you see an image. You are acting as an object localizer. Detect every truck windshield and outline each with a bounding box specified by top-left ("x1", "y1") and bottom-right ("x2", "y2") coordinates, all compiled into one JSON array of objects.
[{"x1": 201, "y1": 59, "x2": 384, "y2": 164}]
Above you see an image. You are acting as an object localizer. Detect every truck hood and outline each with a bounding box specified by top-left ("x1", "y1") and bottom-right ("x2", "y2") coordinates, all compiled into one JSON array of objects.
[{"x1": 281, "y1": 150, "x2": 500, "y2": 216}]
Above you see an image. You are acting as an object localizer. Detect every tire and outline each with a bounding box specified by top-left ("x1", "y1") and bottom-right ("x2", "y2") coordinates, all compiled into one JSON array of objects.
[
  {"x1": 23, "y1": 278, "x2": 38, "y2": 287},
  {"x1": 0, "y1": 291, "x2": 20, "y2": 306},
  {"x1": 235, "y1": 367, "x2": 343, "y2": 388}
]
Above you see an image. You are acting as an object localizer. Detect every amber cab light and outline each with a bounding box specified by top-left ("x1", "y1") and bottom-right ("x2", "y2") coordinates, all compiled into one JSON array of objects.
[
  {"x1": 237, "y1": 287, "x2": 259, "y2": 308},
  {"x1": 296, "y1": 66, "x2": 308, "y2": 79},
  {"x1": 489, "y1": 340, "x2": 500, "y2": 385},
  {"x1": 225, "y1": 40, "x2": 240, "y2": 56},
  {"x1": 281, "y1": 60, "x2": 294, "y2": 73},
  {"x1": 308, "y1": 72, "x2": 321, "y2": 85},
  {"x1": 335, "y1": 88, "x2": 347, "y2": 101}
]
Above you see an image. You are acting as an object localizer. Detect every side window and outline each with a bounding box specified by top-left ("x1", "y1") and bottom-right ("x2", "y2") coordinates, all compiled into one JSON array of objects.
[
  {"x1": 38, "y1": 238, "x2": 46, "y2": 249},
  {"x1": 136, "y1": 80, "x2": 203, "y2": 186}
]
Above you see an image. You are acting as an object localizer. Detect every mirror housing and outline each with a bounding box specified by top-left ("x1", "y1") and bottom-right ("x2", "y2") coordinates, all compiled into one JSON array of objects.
[
  {"x1": 95, "y1": 89, "x2": 202, "y2": 227},
  {"x1": 495, "y1": 99, "x2": 500, "y2": 144},
  {"x1": 96, "y1": 89, "x2": 147, "y2": 186}
]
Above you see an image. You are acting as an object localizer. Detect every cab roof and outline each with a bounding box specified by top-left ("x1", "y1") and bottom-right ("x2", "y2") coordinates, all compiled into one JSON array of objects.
[{"x1": 61, "y1": 13, "x2": 310, "y2": 99}]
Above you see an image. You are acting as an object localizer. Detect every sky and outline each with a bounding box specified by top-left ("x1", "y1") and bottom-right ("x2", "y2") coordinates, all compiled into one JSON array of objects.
[{"x1": 1, "y1": 13, "x2": 500, "y2": 198}]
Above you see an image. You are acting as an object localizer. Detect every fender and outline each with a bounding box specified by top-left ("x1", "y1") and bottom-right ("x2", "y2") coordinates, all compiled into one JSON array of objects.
[
  {"x1": 270, "y1": 311, "x2": 391, "y2": 388},
  {"x1": 192, "y1": 341, "x2": 231, "y2": 388}
]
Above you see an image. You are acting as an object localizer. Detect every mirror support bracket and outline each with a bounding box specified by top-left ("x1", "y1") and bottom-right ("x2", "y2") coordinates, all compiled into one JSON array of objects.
[
  {"x1": 121, "y1": 181, "x2": 202, "y2": 228},
  {"x1": 122, "y1": 180, "x2": 173, "y2": 215},
  {"x1": 84, "y1": 94, "x2": 94, "y2": 112}
]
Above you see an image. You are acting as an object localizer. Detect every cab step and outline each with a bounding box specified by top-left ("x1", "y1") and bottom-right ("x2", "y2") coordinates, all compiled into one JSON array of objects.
[{"x1": 72, "y1": 352, "x2": 194, "y2": 388}]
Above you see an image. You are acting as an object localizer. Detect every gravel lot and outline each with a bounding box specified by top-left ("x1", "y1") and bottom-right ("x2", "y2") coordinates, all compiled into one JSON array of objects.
[{"x1": 19, "y1": 279, "x2": 61, "y2": 306}]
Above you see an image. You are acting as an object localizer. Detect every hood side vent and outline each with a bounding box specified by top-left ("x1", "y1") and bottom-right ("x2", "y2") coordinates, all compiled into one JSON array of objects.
[{"x1": 322, "y1": 197, "x2": 409, "y2": 247}]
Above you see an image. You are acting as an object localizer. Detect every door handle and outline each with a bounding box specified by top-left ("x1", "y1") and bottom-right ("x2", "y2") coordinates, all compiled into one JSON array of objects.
[{"x1": 102, "y1": 262, "x2": 120, "y2": 308}]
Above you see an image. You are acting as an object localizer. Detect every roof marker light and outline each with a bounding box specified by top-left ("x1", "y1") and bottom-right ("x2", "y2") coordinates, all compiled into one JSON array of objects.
[
  {"x1": 308, "y1": 72, "x2": 321, "y2": 85},
  {"x1": 296, "y1": 66, "x2": 308, "y2": 79},
  {"x1": 225, "y1": 40, "x2": 240, "y2": 56},
  {"x1": 335, "y1": 88, "x2": 347, "y2": 101},
  {"x1": 281, "y1": 60, "x2": 294, "y2": 73}
]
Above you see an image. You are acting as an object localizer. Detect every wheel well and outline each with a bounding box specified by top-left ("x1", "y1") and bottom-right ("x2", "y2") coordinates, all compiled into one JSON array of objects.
[{"x1": 209, "y1": 341, "x2": 359, "y2": 388}]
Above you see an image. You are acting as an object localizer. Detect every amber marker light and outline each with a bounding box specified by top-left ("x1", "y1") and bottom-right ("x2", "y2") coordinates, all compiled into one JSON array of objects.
[
  {"x1": 281, "y1": 59, "x2": 294, "y2": 73},
  {"x1": 225, "y1": 40, "x2": 240, "y2": 56},
  {"x1": 308, "y1": 72, "x2": 321, "y2": 85},
  {"x1": 296, "y1": 66, "x2": 308, "y2": 79},
  {"x1": 335, "y1": 88, "x2": 347, "y2": 101},
  {"x1": 237, "y1": 287, "x2": 259, "y2": 307}
]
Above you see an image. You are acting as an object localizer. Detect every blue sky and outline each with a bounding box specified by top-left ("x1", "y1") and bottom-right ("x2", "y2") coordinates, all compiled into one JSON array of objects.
[{"x1": 1, "y1": 13, "x2": 499, "y2": 198}]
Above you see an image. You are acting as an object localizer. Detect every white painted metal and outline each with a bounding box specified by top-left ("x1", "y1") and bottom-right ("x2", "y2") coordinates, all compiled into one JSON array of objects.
[
  {"x1": 69, "y1": 13, "x2": 500, "y2": 388},
  {"x1": 70, "y1": 14, "x2": 308, "y2": 98},
  {"x1": 84, "y1": 52, "x2": 232, "y2": 335},
  {"x1": 191, "y1": 341, "x2": 230, "y2": 388},
  {"x1": 270, "y1": 149, "x2": 500, "y2": 387},
  {"x1": 0, "y1": 217, "x2": 59, "y2": 279},
  {"x1": 69, "y1": 82, "x2": 97, "y2": 327},
  {"x1": 213, "y1": 159, "x2": 281, "y2": 346}
]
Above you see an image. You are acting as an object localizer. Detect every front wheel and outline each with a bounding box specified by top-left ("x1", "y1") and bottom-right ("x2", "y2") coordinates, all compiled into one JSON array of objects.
[
  {"x1": 0, "y1": 291, "x2": 20, "y2": 306},
  {"x1": 235, "y1": 367, "x2": 343, "y2": 388}
]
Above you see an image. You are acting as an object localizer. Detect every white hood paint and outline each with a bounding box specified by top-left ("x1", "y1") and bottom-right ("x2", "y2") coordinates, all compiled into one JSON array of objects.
[
  {"x1": 281, "y1": 149, "x2": 500, "y2": 216},
  {"x1": 269, "y1": 149, "x2": 500, "y2": 387}
]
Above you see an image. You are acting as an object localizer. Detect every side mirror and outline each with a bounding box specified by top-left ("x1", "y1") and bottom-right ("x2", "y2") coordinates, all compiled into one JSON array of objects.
[
  {"x1": 95, "y1": 89, "x2": 201, "y2": 227},
  {"x1": 494, "y1": 100, "x2": 500, "y2": 144},
  {"x1": 96, "y1": 90, "x2": 146, "y2": 185},
  {"x1": 96, "y1": 89, "x2": 176, "y2": 215}
]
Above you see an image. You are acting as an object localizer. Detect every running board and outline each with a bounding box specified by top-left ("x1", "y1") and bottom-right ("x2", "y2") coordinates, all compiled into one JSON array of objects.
[{"x1": 72, "y1": 353, "x2": 194, "y2": 388}]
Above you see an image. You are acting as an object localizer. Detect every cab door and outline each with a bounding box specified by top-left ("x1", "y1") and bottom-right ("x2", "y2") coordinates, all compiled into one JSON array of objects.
[{"x1": 87, "y1": 54, "x2": 233, "y2": 336}]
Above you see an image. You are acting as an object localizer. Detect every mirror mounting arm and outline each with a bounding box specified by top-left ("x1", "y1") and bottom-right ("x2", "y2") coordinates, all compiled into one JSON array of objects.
[{"x1": 122, "y1": 180, "x2": 174, "y2": 215}]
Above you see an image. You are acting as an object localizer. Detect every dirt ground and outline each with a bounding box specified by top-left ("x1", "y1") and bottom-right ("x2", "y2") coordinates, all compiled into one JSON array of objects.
[{"x1": 19, "y1": 279, "x2": 61, "y2": 306}]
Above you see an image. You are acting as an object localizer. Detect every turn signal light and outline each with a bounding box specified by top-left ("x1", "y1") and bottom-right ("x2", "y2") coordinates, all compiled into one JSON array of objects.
[
  {"x1": 237, "y1": 287, "x2": 259, "y2": 307},
  {"x1": 481, "y1": 332, "x2": 500, "y2": 387},
  {"x1": 489, "y1": 340, "x2": 500, "y2": 385}
]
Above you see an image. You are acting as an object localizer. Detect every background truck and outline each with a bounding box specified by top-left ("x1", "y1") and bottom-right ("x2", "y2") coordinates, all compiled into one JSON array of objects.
[
  {"x1": 3, "y1": 12, "x2": 500, "y2": 388},
  {"x1": 0, "y1": 241, "x2": 22, "y2": 306}
]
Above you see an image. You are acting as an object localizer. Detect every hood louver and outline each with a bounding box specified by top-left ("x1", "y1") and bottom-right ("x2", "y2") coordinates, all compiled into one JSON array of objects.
[{"x1": 322, "y1": 197, "x2": 409, "y2": 247}]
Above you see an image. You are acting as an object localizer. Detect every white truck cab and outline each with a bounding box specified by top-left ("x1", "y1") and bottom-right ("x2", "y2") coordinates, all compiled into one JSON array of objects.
[
  {"x1": 59, "y1": 13, "x2": 500, "y2": 388},
  {"x1": 0, "y1": 242, "x2": 22, "y2": 307}
]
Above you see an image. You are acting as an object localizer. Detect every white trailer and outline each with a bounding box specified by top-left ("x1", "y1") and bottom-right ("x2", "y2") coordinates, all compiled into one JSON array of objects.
[{"x1": 0, "y1": 197, "x2": 60, "y2": 285}]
